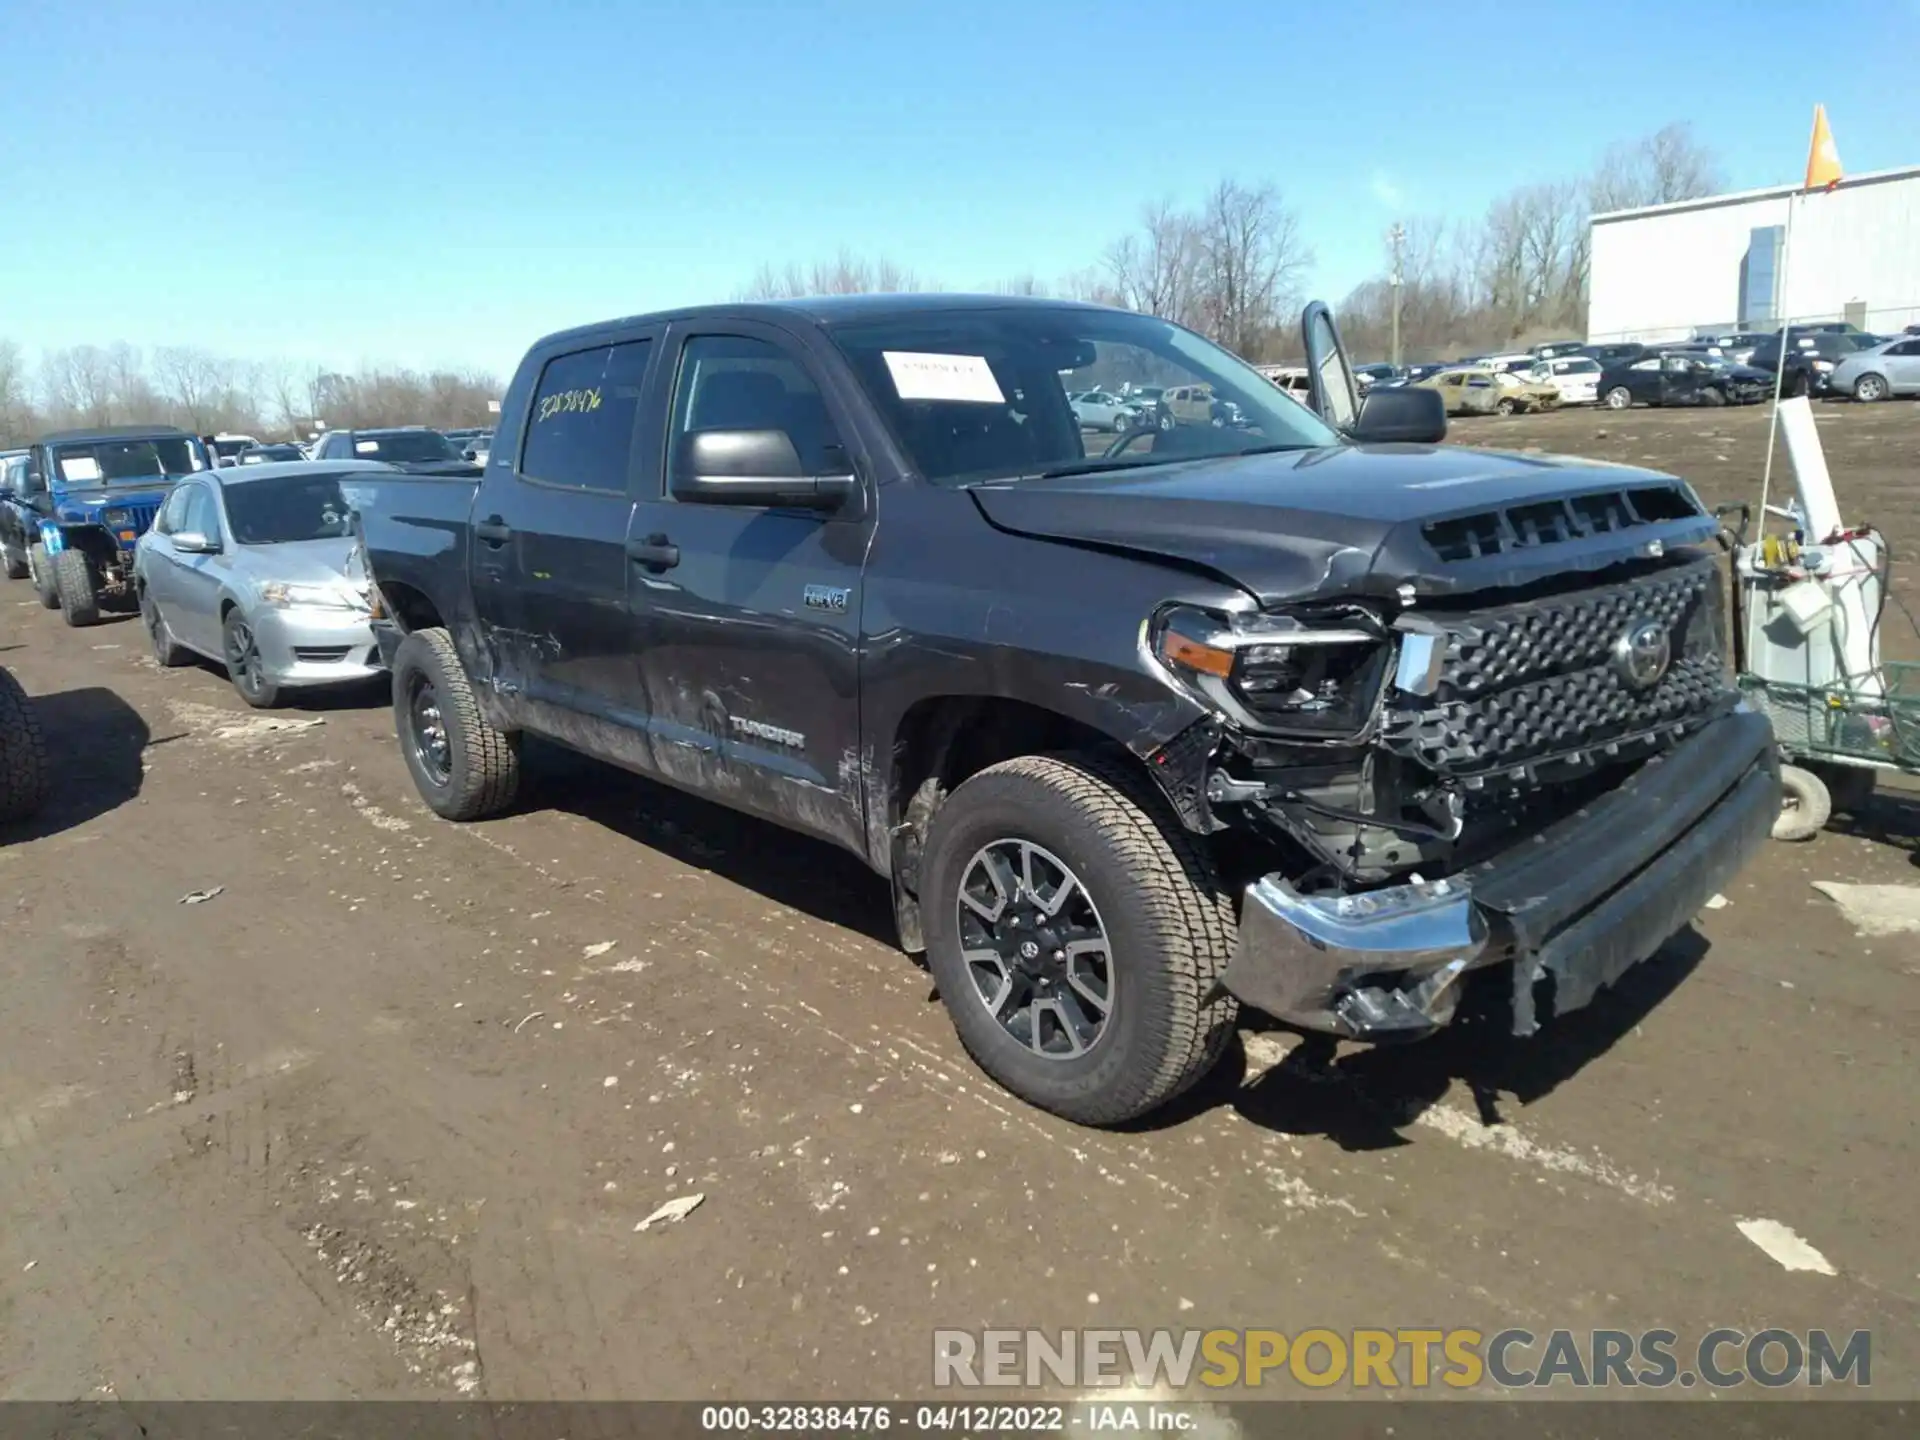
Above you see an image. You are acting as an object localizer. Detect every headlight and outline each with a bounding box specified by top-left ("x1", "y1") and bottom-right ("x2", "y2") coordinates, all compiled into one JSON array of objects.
[
  {"x1": 259, "y1": 580, "x2": 362, "y2": 611},
  {"x1": 1150, "y1": 605, "x2": 1390, "y2": 737},
  {"x1": 1812, "y1": 359, "x2": 1834, "y2": 371},
  {"x1": 102, "y1": 508, "x2": 132, "y2": 527}
]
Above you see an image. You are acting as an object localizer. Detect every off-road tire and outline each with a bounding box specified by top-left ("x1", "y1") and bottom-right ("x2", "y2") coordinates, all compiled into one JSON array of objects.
[
  {"x1": 1853, "y1": 373, "x2": 1889, "y2": 403},
  {"x1": 140, "y1": 587, "x2": 190, "y2": 667},
  {"x1": 53, "y1": 548, "x2": 102, "y2": 627},
  {"x1": 1773, "y1": 764, "x2": 1831, "y2": 842},
  {"x1": 1603, "y1": 386, "x2": 1633, "y2": 410},
  {"x1": 1, "y1": 539, "x2": 27, "y2": 581},
  {"x1": 1786, "y1": 371, "x2": 1810, "y2": 399},
  {"x1": 0, "y1": 667, "x2": 50, "y2": 825},
  {"x1": 28, "y1": 544, "x2": 60, "y2": 609},
  {"x1": 392, "y1": 626, "x2": 520, "y2": 821},
  {"x1": 921, "y1": 752, "x2": 1238, "y2": 1126}
]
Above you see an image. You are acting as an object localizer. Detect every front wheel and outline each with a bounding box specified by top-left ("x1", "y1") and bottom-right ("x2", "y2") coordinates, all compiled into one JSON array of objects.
[
  {"x1": 921, "y1": 753, "x2": 1238, "y2": 1126},
  {"x1": 1854, "y1": 373, "x2": 1889, "y2": 402},
  {"x1": 1494, "y1": 397, "x2": 1517, "y2": 416},
  {"x1": 0, "y1": 666, "x2": 49, "y2": 824},
  {"x1": 391, "y1": 626, "x2": 520, "y2": 821},
  {"x1": 1787, "y1": 371, "x2": 1810, "y2": 399},
  {"x1": 223, "y1": 609, "x2": 282, "y2": 708},
  {"x1": 1, "y1": 538, "x2": 27, "y2": 581},
  {"x1": 53, "y1": 548, "x2": 102, "y2": 627},
  {"x1": 1603, "y1": 386, "x2": 1633, "y2": 410}
]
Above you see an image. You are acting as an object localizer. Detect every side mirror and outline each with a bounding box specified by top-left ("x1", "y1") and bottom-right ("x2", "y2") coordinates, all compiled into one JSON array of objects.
[
  {"x1": 172, "y1": 530, "x2": 221, "y2": 554},
  {"x1": 1352, "y1": 386, "x2": 1448, "y2": 445},
  {"x1": 1301, "y1": 300, "x2": 1361, "y2": 432},
  {"x1": 672, "y1": 429, "x2": 855, "y2": 512}
]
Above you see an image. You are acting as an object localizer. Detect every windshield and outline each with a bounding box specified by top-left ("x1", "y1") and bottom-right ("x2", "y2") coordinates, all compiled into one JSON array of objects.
[
  {"x1": 827, "y1": 309, "x2": 1339, "y2": 486},
  {"x1": 53, "y1": 437, "x2": 205, "y2": 486},
  {"x1": 351, "y1": 431, "x2": 459, "y2": 462},
  {"x1": 223, "y1": 472, "x2": 354, "y2": 545}
]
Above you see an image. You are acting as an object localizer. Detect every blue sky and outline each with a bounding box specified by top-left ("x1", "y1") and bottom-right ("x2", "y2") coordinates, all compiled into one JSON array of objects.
[{"x1": 1, "y1": 0, "x2": 1914, "y2": 380}]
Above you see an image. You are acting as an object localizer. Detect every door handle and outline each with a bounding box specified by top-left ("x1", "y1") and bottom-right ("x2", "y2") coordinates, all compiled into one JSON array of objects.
[
  {"x1": 627, "y1": 534, "x2": 679, "y2": 571},
  {"x1": 474, "y1": 515, "x2": 512, "y2": 546}
]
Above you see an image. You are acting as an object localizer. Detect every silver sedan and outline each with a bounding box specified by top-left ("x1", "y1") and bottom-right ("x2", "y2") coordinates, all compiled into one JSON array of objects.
[{"x1": 133, "y1": 461, "x2": 390, "y2": 708}]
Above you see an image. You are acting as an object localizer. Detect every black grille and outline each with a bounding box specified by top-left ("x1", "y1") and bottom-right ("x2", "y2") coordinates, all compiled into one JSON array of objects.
[
  {"x1": 106, "y1": 499, "x2": 161, "y2": 537},
  {"x1": 1422, "y1": 483, "x2": 1699, "y2": 563},
  {"x1": 291, "y1": 646, "x2": 353, "y2": 663},
  {"x1": 1379, "y1": 559, "x2": 1732, "y2": 777}
]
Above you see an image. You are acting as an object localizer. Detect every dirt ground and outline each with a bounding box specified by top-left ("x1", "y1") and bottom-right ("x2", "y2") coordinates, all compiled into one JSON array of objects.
[{"x1": 1, "y1": 401, "x2": 1916, "y2": 1405}]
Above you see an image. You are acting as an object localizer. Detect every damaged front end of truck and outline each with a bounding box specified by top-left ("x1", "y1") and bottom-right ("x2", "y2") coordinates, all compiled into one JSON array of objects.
[{"x1": 1136, "y1": 479, "x2": 1778, "y2": 1044}]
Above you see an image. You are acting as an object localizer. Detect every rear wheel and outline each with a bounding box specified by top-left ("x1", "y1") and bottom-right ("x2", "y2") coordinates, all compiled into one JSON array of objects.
[
  {"x1": 223, "y1": 608, "x2": 281, "y2": 708},
  {"x1": 0, "y1": 666, "x2": 49, "y2": 825},
  {"x1": 27, "y1": 544, "x2": 59, "y2": 609},
  {"x1": 1603, "y1": 385, "x2": 1633, "y2": 410},
  {"x1": 1853, "y1": 373, "x2": 1889, "y2": 402},
  {"x1": 53, "y1": 548, "x2": 102, "y2": 627},
  {"x1": 391, "y1": 626, "x2": 520, "y2": 821},
  {"x1": 141, "y1": 587, "x2": 190, "y2": 667},
  {"x1": 920, "y1": 753, "x2": 1237, "y2": 1126}
]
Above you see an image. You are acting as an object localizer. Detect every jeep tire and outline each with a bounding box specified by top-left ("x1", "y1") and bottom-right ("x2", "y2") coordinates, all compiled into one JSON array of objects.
[
  {"x1": 1, "y1": 537, "x2": 27, "y2": 581},
  {"x1": 920, "y1": 752, "x2": 1238, "y2": 1127},
  {"x1": 0, "y1": 666, "x2": 50, "y2": 825},
  {"x1": 28, "y1": 544, "x2": 60, "y2": 609},
  {"x1": 53, "y1": 548, "x2": 102, "y2": 627},
  {"x1": 392, "y1": 626, "x2": 521, "y2": 821}
]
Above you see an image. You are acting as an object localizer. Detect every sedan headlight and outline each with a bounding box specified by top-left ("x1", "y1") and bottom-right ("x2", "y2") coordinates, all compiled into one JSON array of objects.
[
  {"x1": 259, "y1": 580, "x2": 363, "y2": 611},
  {"x1": 1150, "y1": 605, "x2": 1391, "y2": 737}
]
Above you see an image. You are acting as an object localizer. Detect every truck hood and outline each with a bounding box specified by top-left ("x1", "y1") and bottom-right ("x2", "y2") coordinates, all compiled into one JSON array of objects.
[
  {"x1": 55, "y1": 486, "x2": 172, "y2": 520},
  {"x1": 965, "y1": 444, "x2": 1717, "y2": 605}
]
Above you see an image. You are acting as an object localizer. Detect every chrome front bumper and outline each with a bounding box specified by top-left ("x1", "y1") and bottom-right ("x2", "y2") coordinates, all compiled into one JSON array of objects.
[{"x1": 1219, "y1": 706, "x2": 1779, "y2": 1042}]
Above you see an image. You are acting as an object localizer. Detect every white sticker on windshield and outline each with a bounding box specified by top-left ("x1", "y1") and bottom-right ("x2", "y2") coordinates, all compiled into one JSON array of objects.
[
  {"x1": 354, "y1": 440, "x2": 380, "y2": 454},
  {"x1": 60, "y1": 457, "x2": 102, "y2": 482},
  {"x1": 883, "y1": 351, "x2": 1005, "y2": 404}
]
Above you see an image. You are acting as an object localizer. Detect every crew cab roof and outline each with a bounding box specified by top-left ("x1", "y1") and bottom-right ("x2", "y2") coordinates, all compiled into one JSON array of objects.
[
  {"x1": 533, "y1": 293, "x2": 1115, "y2": 352},
  {"x1": 35, "y1": 423, "x2": 198, "y2": 446}
]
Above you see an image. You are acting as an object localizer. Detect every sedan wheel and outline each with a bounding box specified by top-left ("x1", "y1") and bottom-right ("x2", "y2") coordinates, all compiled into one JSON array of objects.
[
  {"x1": 1854, "y1": 373, "x2": 1889, "y2": 403},
  {"x1": 223, "y1": 609, "x2": 281, "y2": 709}
]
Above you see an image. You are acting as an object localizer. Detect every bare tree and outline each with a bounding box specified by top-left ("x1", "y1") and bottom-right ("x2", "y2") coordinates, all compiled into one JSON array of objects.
[
  {"x1": 1104, "y1": 200, "x2": 1200, "y2": 323},
  {"x1": 738, "y1": 250, "x2": 928, "y2": 300},
  {"x1": 0, "y1": 340, "x2": 37, "y2": 445},
  {"x1": 153, "y1": 346, "x2": 233, "y2": 432},
  {"x1": 1590, "y1": 122, "x2": 1723, "y2": 214},
  {"x1": 1192, "y1": 180, "x2": 1311, "y2": 358}
]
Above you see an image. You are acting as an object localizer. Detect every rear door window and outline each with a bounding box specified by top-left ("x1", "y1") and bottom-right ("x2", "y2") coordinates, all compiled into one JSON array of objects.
[{"x1": 518, "y1": 340, "x2": 655, "y2": 490}]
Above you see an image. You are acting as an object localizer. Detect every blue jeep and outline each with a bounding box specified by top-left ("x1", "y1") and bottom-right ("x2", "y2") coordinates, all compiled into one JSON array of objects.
[{"x1": 0, "y1": 426, "x2": 211, "y2": 627}]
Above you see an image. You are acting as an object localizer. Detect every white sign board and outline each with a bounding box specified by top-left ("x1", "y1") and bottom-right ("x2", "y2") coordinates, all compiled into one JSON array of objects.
[
  {"x1": 59, "y1": 456, "x2": 102, "y2": 482},
  {"x1": 882, "y1": 351, "x2": 1005, "y2": 404}
]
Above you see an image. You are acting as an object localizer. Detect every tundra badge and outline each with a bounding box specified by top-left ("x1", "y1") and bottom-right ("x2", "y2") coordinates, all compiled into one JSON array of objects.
[{"x1": 804, "y1": 584, "x2": 851, "y2": 613}]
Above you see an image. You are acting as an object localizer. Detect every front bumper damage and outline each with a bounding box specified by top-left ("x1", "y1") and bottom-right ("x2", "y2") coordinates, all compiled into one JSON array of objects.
[{"x1": 1218, "y1": 706, "x2": 1779, "y2": 1040}]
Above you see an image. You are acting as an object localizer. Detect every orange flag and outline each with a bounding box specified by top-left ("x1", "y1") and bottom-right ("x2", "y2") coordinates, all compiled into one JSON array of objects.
[{"x1": 1805, "y1": 105, "x2": 1843, "y2": 192}]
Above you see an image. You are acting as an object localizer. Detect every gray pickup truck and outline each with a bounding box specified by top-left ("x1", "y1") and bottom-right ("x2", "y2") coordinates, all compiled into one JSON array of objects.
[{"x1": 347, "y1": 295, "x2": 1777, "y2": 1126}]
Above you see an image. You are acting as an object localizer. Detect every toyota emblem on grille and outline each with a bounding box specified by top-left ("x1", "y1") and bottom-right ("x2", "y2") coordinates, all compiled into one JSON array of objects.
[{"x1": 1612, "y1": 618, "x2": 1672, "y2": 690}]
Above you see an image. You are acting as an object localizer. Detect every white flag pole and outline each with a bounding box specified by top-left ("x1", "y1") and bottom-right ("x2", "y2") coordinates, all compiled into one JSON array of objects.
[{"x1": 1757, "y1": 189, "x2": 1799, "y2": 526}]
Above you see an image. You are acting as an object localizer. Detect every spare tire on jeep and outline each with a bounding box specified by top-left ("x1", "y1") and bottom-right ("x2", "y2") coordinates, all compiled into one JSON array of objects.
[{"x1": 0, "y1": 666, "x2": 49, "y2": 825}]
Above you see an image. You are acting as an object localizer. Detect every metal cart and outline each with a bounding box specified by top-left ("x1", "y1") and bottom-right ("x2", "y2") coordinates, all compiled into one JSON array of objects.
[{"x1": 1719, "y1": 501, "x2": 1917, "y2": 839}]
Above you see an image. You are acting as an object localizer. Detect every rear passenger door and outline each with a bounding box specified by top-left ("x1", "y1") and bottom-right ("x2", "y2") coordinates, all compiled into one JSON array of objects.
[
  {"x1": 469, "y1": 331, "x2": 662, "y2": 740},
  {"x1": 625, "y1": 321, "x2": 873, "y2": 853}
]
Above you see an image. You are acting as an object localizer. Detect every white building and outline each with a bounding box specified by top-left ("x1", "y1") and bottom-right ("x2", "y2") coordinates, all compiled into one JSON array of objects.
[{"x1": 1587, "y1": 164, "x2": 1920, "y2": 344}]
